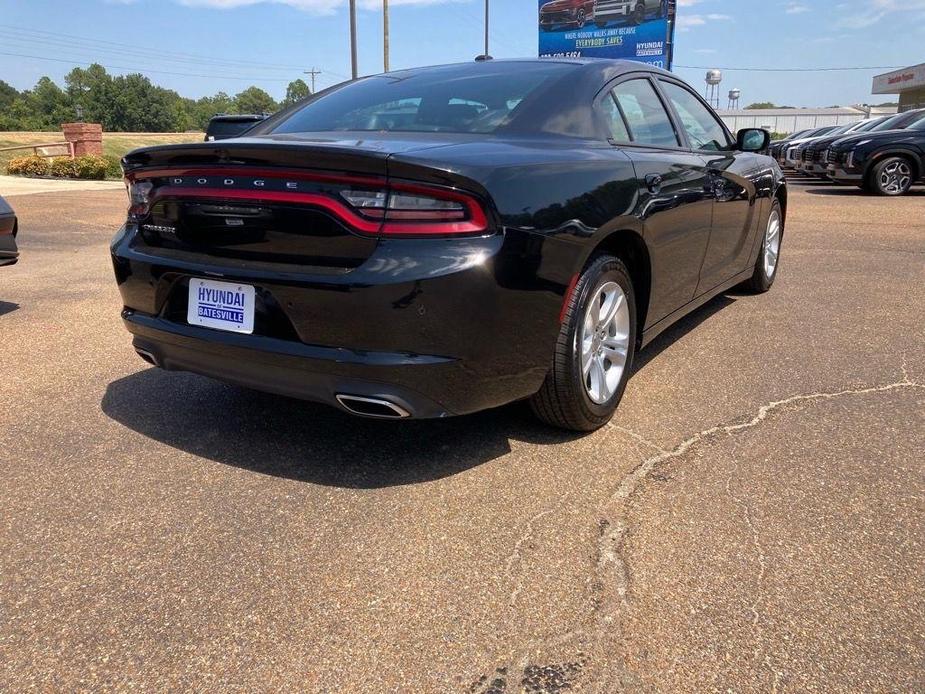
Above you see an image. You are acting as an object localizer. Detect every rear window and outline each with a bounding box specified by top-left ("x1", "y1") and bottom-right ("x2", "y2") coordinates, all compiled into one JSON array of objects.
[{"x1": 270, "y1": 63, "x2": 574, "y2": 135}]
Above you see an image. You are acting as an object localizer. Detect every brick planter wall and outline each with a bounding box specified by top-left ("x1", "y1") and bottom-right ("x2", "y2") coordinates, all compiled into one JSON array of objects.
[{"x1": 61, "y1": 123, "x2": 104, "y2": 157}]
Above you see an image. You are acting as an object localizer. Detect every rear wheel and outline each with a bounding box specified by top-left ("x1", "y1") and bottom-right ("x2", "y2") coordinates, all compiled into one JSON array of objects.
[
  {"x1": 743, "y1": 199, "x2": 783, "y2": 293},
  {"x1": 530, "y1": 256, "x2": 637, "y2": 432},
  {"x1": 871, "y1": 156, "x2": 915, "y2": 196}
]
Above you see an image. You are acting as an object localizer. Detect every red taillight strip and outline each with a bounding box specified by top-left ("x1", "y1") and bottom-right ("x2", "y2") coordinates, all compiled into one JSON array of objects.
[
  {"x1": 147, "y1": 186, "x2": 489, "y2": 236},
  {"x1": 149, "y1": 187, "x2": 382, "y2": 234}
]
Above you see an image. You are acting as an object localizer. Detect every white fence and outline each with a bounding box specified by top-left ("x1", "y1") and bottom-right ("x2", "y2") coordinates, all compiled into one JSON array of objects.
[{"x1": 717, "y1": 109, "x2": 872, "y2": 135}]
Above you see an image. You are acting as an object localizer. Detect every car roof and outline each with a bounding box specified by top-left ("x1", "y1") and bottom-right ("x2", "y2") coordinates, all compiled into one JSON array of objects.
[{"x1": 381, "y1": 57, "x2": 672, "y2": 81}]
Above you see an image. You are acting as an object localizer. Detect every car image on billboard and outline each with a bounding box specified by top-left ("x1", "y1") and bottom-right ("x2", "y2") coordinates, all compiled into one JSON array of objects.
[{"x1": 538, "y1": 0, "x2": 675, "y2": 70}]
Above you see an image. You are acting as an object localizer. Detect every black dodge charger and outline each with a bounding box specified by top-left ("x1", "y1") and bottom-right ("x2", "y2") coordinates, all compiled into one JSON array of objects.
[{"x1": 112, "y1": 59, "x2": 785, "y2": 431}]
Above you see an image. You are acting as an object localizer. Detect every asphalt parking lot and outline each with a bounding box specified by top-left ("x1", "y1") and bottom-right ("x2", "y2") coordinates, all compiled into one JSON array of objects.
[{"x1": 1, "y1": 179, "x2": 923, "y2": 692}]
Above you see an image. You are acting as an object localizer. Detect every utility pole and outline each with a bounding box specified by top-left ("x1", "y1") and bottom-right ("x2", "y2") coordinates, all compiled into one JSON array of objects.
[
  {"x1": 484, "y1": 0, "x2": 489, "y2": 58},
  {"x1": 349, "y1": 0, "x2": 358, "y2": 80},
  {"x1": 303, "y1": 67, "x2": 322, "y2": 93},
  {"x1": 383, "y1": 0, "x2": 390, "y2": 73}
]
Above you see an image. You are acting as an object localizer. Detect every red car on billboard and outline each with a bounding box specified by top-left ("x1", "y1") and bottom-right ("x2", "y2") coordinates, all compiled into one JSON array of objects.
[{"x1": 539, "y1": 0, "x2": 596, "y2": 31}]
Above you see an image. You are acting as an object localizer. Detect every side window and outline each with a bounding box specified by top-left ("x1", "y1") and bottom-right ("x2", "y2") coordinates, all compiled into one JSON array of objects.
[
  {"x1": 659, "y1": 80, "x2": 731, "y2": 151},
  {"x1": 610, "y1": 79, "x2": 680, "y2": 148},
  {"x1": 600, "y1": 93, "x2": 630, "y2": 142}
]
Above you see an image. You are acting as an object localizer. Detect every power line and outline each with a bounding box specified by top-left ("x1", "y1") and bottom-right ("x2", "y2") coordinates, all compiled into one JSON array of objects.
[
  {"x1": 0, "y1": 23, "x2": 309, "y2": 70},
  {"x1": 676, "y1": 64, "x2": 907, "y2": 72},
  {"x1": 0, "y1": 51, "x2": 293, "y2": 82},
  {"x1": 303, "y1": 67, "x2": 322, "y2": 92},
  {"x1": 0, "y1": 34, "x2": 287, "y2": 79}
]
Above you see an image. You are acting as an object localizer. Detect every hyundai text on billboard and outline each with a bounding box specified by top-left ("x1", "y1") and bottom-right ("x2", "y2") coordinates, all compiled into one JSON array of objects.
[{"x1": 538, "y1": 0, "x2": 676, "y2": 70}]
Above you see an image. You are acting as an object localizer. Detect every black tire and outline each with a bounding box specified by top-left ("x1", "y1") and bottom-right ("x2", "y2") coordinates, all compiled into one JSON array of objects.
[
  {"x1": 743, "y1": 198, "x2": 783, "y2": 293},
  {"x1": 530, "y1": 255, "x2": 637, "y2": 432},
  {"x1": 632, "y1": 2, "x2": 646, "y2": 24},
  {"x1": 870, "y1": 156, "x2": 915, "y2": 196}
]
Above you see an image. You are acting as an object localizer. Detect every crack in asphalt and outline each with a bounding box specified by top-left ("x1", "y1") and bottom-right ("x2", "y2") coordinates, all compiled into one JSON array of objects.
[
  {"x1": 506, "y1": 509, "x2": 554, "y2": 607},
  {"x1": 472, "y1": 366, "x2": 924, "y2": 691},
  {"x1": 596, "y1": 371, "x2": 925, "y2": 607},
  {"x1": 724, "y1": 445, "x2": 781, "y2": 692}
]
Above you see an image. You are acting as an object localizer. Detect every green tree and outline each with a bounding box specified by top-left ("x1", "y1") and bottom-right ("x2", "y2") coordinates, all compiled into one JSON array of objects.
[
  {"x1": 107, "y1": 74, "x2": 180, "y2": 131},
  {"x1": 24, "y1": 77, "x2": 74, "y2": 129},
  {"x1": 0, "y1": 80, "x2": 19, "y2": 114},
  {"x1": 64, "y1": 64, "x2": 114, "y2": 126},
  {"x1": 233, "y1": 86, "x2": 278, "y2": 115},
  {"x1": 283, "y1": 78, "x2": 310, "y2": 107},
  {"x1": 191, "y1": 91, "x2": 235, "y2": 129}
]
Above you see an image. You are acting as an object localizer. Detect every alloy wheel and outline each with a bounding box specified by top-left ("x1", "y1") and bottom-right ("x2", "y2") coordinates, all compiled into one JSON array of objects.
[
  {"x1": 763, "y1": 208, "x2": 781, "y2": 278},
  {"x1": 580, "y1": 281, "x2": 631, "y2": 405},
  {"x1": 878, "y1": 159, "x2": 913, "y2": 195}
]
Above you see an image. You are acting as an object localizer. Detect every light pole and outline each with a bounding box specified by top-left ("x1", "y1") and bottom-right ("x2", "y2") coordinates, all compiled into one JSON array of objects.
[
  {"x1": 349, "y1": 0, "x2": 358, "y2": 79},
  {"x1": 383, "y1": 0, "x2": 390, "y2": 73},
  {"x1": 484, "y1": 0, "x2": 489, "y2": 58}
]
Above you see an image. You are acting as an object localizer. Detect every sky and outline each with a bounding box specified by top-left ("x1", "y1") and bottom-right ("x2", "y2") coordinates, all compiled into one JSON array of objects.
[{"x1": 0, "y1": 0, "x2": 923, "y2": 107}]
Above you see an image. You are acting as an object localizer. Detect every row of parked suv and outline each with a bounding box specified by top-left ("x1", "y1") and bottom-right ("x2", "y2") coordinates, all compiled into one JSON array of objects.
[{"x1": 770, "y1": 108, "x2": 925, "y2": 196}]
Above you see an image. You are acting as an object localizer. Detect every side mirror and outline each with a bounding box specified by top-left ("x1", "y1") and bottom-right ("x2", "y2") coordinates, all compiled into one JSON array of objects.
[{"x1": 736, "y1": 128, "x2": 771, "y2": 153}]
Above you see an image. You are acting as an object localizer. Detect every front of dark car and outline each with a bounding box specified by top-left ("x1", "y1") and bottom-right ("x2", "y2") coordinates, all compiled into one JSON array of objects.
[
  {"x1": 0, "y1": 195, "x2": 19, "y2": 267},
  {"x1": 800, "y1": 117, "x2": 890, "y2": 177},
  {"x1": 826, "y1": 111, "x2": 925, "y2": 186},
  {"x1": 110, "y1": 61, "x2": 587, "y2": 420},
  {"x1": 539, "y1": 0, "x2": 584, "y2": 30}
]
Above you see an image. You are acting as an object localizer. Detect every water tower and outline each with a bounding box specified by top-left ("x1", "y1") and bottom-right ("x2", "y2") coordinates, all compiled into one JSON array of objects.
[
  {"x1": 727, "y1": 88, "x2": 741, "y2": 110},
  {"x1": 705, "y1": 69, "x2": 723, "y2": 109}
]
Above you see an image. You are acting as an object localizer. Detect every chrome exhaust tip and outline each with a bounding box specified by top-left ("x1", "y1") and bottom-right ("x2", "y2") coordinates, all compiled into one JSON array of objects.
[
  {"x1": 335, "y1": 394, "x2": 411, "y2": 419},
  {"x1": 135, "y1": 348, "x2": 158, "y2": 366}
]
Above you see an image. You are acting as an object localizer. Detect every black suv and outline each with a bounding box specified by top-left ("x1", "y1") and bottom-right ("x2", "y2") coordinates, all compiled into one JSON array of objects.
[
  {"x1": 204, "y1": 114, "x2": 269, "y2": 141},
  {"x1": 826, "y1": 108, "x2": 925, "y2": 195}
]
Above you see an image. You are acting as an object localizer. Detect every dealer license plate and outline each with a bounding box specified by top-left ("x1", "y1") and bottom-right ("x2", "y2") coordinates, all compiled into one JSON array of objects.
[{"x1": 187, "y1": 278, "x2": 255, "y2": 334}]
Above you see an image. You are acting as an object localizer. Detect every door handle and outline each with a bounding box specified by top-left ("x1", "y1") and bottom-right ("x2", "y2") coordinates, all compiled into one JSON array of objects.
[{"x1": 644, "y1": 173, "x2": 663, "y2": 194}]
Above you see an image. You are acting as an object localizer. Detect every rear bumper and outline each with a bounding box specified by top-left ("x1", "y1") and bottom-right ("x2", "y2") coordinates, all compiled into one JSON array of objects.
[
  {"x1": 112, "y1": 224, "x2": 575, "y2": 418},
  {"x1": 125, "y1": 312, "x2": 459, "y2": 418}
]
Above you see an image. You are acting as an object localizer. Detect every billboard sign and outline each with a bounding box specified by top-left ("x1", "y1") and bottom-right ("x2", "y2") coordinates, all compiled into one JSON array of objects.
[
  {"x1": 872, "y1": 63, "x2": 925, "y2": 94},
  {"x1": 538, "y1": 0, "x2": 676, "y2": 70}
]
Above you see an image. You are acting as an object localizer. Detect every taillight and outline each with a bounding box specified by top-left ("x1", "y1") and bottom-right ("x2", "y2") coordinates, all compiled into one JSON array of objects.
[
  {"x1": 339, "y1": 185, "x2": 487, "y2": 236},
  {"x1": 124, "y1": 168, "x2": 489, "y2": 237},
  {"x1": 125, "y1": 179, "x2": 153, "y2": 216}
]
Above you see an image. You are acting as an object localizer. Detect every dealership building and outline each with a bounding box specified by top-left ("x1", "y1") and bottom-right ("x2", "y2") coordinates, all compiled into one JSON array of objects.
[{"x1": 872, "y1": 62, "x2": 925, "y2": 112}]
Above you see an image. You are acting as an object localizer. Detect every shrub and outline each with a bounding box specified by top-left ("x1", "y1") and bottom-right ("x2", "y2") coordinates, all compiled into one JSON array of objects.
[
  {"x1": 7, "y1": 155, "x2": 50, "y2": 177},
  {"x1": 49, "y1": 157, "x2": 77, "y2": 178},
  {"x1": 103, "y1": 155, "x2": 123, "y2": 179},
  {"x1": 73, "y1": 155, "x2": 108, "y2": 180}
]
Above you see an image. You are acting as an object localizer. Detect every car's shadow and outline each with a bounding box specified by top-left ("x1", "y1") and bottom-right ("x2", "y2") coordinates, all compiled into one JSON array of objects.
[
  {"x1": 804, "y1": 186, "x2": 925, "y2": 197},
  {"x1": 101, "y1": 294, "x2": 737, "y2": 488},
  {"x1": 0, "y1": 301, "x2": 20, "y2": 317}
]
